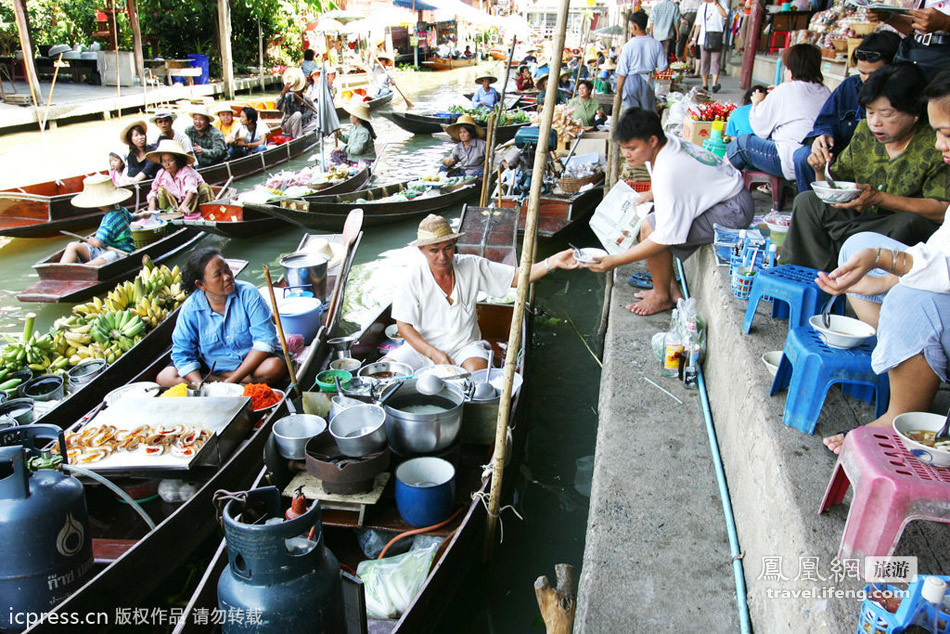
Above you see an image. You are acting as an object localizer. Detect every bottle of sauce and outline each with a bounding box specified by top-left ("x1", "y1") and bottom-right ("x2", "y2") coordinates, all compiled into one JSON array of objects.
[{"x1": 904, "y1": 576, "x2": 947, "y2": 633}]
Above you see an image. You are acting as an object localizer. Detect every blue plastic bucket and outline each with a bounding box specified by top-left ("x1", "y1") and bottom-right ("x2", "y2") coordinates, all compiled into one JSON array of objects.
[
  {"x1": 395, "y1": 457, "x2": 455, "y2": 527},
  {"x1": 187, "y1": 54, "x2": 210, "y2": 84}
]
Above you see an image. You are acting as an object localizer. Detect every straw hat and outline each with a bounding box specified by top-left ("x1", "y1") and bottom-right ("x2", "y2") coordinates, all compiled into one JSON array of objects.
[
  {"x1": 442, "y1": 114, "x2": 485, "y2": 142},
  {"x1": 325, "y1": 66, "x2": 338, "y2": 75},
  {"x1": 309, "y1": 68, "x2": 322, "y2": 78},
  {"x1": 119, "y1": 119, "x2": 147, "y2": 145},
  {"x1": 376, "y1": 52, "x2": 394, "y2": 62},
  {"x1": 342, "y1": 99, "x2": 371, "y2": 123},
  {"x1": 187, "y1": 107, "x2": 216, "y2": 124},
  {"x1": 536, "y1": 72, "x2": 550, "y2": 88},
  {"x1": 601, "y1": 60, "x2": 616, "y2": 70},
  {"x1": 283, "y1": 67, "x2": 307, "y2": 92},
  {"x1": 145, "y1": 139, "x2": 196, "y2": 166},
  {"x1": 150, "y1": 109, "x2": 177, "y2": 124},
  {"x1": 71, "y1": 174, "x2": 133, "y2": 209},
  {"x1": 475, "y1": 74, "x2": 497, "y2": 84},
  {"x1": 213, "y1": 104, "x2": 235, "y2": 116},
  {"x1": 409, "y1": 214, "x2": 465, "y2": 247}
]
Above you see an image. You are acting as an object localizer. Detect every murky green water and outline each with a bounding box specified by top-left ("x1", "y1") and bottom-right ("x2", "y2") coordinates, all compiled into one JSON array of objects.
[{"x1": 0, "y1": 64, "x2": 602, "y2": 630}]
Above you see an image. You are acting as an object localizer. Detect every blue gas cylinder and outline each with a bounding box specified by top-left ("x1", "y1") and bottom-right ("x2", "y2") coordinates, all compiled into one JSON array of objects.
[
  {"x1": 217, "y1": 486, "x2": 343, "y2": 633},
  {"x1": 0, "y1": 424, "x2": 93, "y2": 633}
]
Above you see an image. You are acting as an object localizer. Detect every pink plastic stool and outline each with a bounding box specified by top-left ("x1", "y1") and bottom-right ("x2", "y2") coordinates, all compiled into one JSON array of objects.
[
  {"x1": 819, "y1": 427, "x2": 950, "y2": 561},
  {"x1": 742, "y1": 169, "x2": 797, "y2": 210}
]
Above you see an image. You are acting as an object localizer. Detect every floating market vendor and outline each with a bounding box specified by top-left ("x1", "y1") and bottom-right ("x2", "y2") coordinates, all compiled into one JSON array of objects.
[
  {"x1": 818, "y1": 70, "x2": 950, "y2": 455},
  {"x1": 120, "y1": 119, "x2": 159, "y2": 184},
  {"x1": 567, "y1": 80, "x2": 603, "y2": 128},
  {"x1": 595, "y1": 60, "x2": 615, "y2": 94},
  {"x1": 213, "y1": 106, "x2": 244, "y2": 152},
  {"x1": 185, "y1": 108, "x2": 228, "y2": 168},
  {"x1": 60, "y1": 174, "x2": 139, "y2": 265},
  {"x1": 145, "y1": 139, "x2": 215, "y2": 214},
  {"x1": 331, "y1": 101, "x2": 377, "y2": 165},
  {"x1": 515, "y1": 66, "x2": 535, "y2": 91},
  {"x1": 372, "y1": 53, "x2": 394, "y2": 97},
  {"x1": 471, "y1": 74, "x2": 501, "y2": 108},
  {"x1": 583, "y1": 108, "x2": 754, "y2": 316},
  {"x1": 440, "y1": 115, "x2": 487, "y2": 177},
  {"x1": 521, "y1": 48, "x2": 539, "y2": 65},
  {"x1": 385, "y1": 215, "x2": 578, "y2": 372},
  {"x1": 276, "y1": 68, "x2": 316, "y2": 140},
  {"x1": 150, "y1": 110, "x2": 194, "y2": 155},
  {"x1": 782, "y1": 63, "x2": 947, "y2": 272},
  {"x1": 535, "y1": 73, "x2": 569, "y2": 107},
  {"x1": 158, "y1": 247, "x2": 284, "y2": 387}
]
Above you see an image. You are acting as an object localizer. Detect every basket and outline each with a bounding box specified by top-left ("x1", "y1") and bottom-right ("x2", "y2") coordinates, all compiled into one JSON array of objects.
[
  {"x1": 131, "y1": 219, "x2": 167, "y2": 249},
  {"x1": 558, "y1": 171, "x2": 605, "y2": 193},
  {"x1": 625, "y1": 180, "x2": 652, "y2": 193},
  {"x1": 856, "y1": 576, "x2": 950, "y2": 634},
  {"x1": 732, "y1": 268, "x2": 756, "y2": 300}
]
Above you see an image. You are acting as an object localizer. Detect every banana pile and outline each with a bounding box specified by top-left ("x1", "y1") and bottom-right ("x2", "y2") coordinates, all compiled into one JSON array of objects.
[{"x1": 1, "y1": 257, "x2": 189, "y2": 376}]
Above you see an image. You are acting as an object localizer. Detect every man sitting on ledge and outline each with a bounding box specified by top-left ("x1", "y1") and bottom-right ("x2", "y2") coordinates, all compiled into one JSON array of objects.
[{"x1": 386, "y1": 214, "x2": 577, "y2": 372}]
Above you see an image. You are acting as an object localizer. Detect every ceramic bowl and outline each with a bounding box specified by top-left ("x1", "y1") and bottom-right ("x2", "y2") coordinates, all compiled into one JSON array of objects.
[
  {"x1": 574, "y1": 248, "x2": 609, "y2": 264},
  {"x1": 809, "y1": 314, "x2": 875, "y2": 349},
  {"x1": 893, "y1": 411, "x2": 950, "y2": 468},
  {"x1": 761, "y1": 351, "x2": 783, "y2": 376},
  {"x1": 811, "y1": 180, "x2": 862, "y2": 204},
  {"x1": 385, "y1": 324, "x2": 404, "y2": 344}
]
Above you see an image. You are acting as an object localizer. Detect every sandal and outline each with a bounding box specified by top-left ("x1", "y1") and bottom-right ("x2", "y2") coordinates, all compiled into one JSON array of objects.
[
  {"x1": 627, "y1": 272, "x2": 653, "y2": 289},
  {"x1": 822, "y1": 429, "x2": 851, "y2": 457}
]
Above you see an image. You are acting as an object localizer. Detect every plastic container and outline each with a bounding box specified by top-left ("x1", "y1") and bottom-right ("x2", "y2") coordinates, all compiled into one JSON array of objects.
[
  {"x1": 856, "y1": 576, "x2": 950, "y2": 634},
  {"x1": 732, "y1": 267, "x2": 756, "y2": 300},
  {"x1": 314, "y1": 369, "x2": 352, "y2": 393},
  {"x1": 703, "y1": 128, "x2": 728, "y2": 159},
  {"x1": 187, "y1": 54, "x2": 210, "y2": 84}
]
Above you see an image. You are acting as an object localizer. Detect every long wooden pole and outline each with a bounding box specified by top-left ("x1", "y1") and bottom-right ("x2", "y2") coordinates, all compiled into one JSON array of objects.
[
  {"x1": 570, "y1": 13, "x2": 595, "y2": 101},
  {"x1": 217, "y1": 0, "x2": 236, "y2": 99},
  {"x1": 478, "y1": 113, "x2": 496, "y2": 207},
  {"x1": 370, "y1": 54, "x2": 413, "y2": 108},
  {"x1": 12, "y1": 0, "x2": 41, "y2": 131},
  {"x1": 606, "y1": 15, "x2": 629, "y2": 187},
  {"x1": 484, "y1": 0, "x2": 572, "y2": 557},
  {"x1": 127, "y1": 0, "x2": 145, "y2": 89},
  {"x1": 481, "y1": 33, "x2": 518, "y2": 204},
  {"x1": 262, "y1": 265, "x2": 300, "y2": 397}
]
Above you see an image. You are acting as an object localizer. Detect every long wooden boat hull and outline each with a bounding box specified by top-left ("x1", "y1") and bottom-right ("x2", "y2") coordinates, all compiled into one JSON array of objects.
[
  {"x1": 383, "y1": 111, "x2": 459, "y2": 135},
  {"x1": 171, "y1": 166, "x2": 373, "y2": 238},
  {"x1": 0, "y1": 133, "x2": 320, "y2": 238},
  {"x1": 335, "y1": 92, "x2": 394, "y2": 119},
  {"x1": 422, "y1": 57, "x2": 478, "y2": 70},
  {"x1": 247, "y1": 180, "x2": 481, "y2": 231}
]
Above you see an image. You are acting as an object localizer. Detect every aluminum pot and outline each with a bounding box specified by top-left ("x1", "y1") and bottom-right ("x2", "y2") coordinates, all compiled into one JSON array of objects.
[
  {"x1": 18, "y1": 375, "x2": 64, "y2": 402},
  {"x1": 329, "y1": 404, "x2": 387, "y2": 457},
  {"x1": 279, "y1": 251, "x2": 329, "y2": 303},
  {"x1": 0, "y1": 398, "x2": 34, "y2": 425},
  {"x1": 272, "y1": 414, "x2": 327, "y2": 460},
  {"x1": 67, "y1": 359, "x2": 108, "y2": 390},
  {"x1": 383, "y1": 378, "x2": 464, "y2": 456},
  {"x1": 329, "y1": 394, "x2": 363, "y2": 421},
  {"x1": 357, "y1": 362, "x2": 413, "y2": 384}
]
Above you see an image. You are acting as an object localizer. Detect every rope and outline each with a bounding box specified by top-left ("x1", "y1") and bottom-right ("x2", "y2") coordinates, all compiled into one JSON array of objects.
[
  {"x1": 471, "y1": 490, "x2": 523, "y2": 544},
  {"x1": 212, "y1": 489, "x2": 248, "y2": 527}
]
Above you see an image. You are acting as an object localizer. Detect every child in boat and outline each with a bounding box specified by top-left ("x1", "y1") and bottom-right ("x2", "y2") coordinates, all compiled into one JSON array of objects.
[
  {"x1": 108, "y1": 150, "x2": 127, "y2": 186},
  {"x1": 60, "y1": 174, "x2": 140, "y2": 265}
]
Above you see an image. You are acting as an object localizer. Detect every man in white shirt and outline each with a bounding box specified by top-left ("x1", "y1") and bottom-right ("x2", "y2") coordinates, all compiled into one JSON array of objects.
[
  {"x1": 584, "y1": 108, "x2": 754, "y2": 315},
  {"x1": 616, "y1": 11, "x2": 668, "y2": 112},
  {"x1": 388, "y1": 215, "x2": 577, "y2": 371}
]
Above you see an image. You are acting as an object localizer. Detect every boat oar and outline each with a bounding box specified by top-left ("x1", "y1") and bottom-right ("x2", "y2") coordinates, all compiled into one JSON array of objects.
[
  {"x1": 262, "y1": 264, "x2": 300, "y2": 398},
  {"x1": 324, "y1": 208, "x2": 364, "y2": 332},
  {"x1": 370, "y1": 143, "x2": 389, "y2": 177},
  {"x1": 371, "y1": 54, "x2": 413, "y2": 108},
  {"x1": 59, "y1": 231, "x2": 129, "y2": 258}
]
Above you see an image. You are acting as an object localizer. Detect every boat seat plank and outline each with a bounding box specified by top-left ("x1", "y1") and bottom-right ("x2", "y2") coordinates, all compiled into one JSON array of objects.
[
  {"x1": 17, "y1": 279, "x2": 98, "y2": 303},
  {"x1": 92, "y1": 538, "x2": 137, "y2": 564}
]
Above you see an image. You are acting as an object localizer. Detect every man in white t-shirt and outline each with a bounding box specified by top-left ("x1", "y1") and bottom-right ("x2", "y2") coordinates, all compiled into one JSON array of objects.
[
  {"x1": 585, "y1": 109, "x2": 755, "y2": 315},
  {"x1": 388, "y1": 215, "x2": 577, "y2": 371}
]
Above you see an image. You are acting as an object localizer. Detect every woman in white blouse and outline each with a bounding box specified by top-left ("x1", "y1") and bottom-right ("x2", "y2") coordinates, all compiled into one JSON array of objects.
[
  {"x1": 689, "y1": 0, "x2": 729, "y2": 92},
  {"x1": 819, "y1": 69, "x2": 950, "y2": 455}
]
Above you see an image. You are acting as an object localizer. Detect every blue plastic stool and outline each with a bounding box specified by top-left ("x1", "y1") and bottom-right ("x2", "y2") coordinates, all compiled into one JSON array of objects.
[
  {"x1": 742, "y1": 265, "x2": 842, "y2": 333},
  {"x1": 769, "y1": 326, "x2": 890, "y2": 434}
]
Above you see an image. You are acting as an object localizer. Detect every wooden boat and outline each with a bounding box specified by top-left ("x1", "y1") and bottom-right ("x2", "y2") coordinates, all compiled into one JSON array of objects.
[
  {"x1": 0, "y1": 132, "x2": 319, "y2": 239},
  {"x1": 383, "y1": 111, "x2": 459, "y2": 135},
  {"x1": 170, "y1": 205, "x2": 528, "y2": 634},
  {"x1": 24, "y1": 231, "x2": 362, "y2": 632},
  {"x1": 422, "y1": 57, "x2": 478, "y2": 70},
  {"x1": 335, "y1": 92, "x2": 394, "y2": 119},
  {"x1": 500, "y1": 184, "x2": 605, "y2": 238},
  {"x1": 461, "y1": 93, "x2": 523, "y2": 110},
  {"x1": 489, "y1": 49, "x2": 508, "y2": 61},
  {"x1": 247, "y1": 178, "x2": 482, "y2": 231},
  {"x1": 169, "y1": 166, "x2": 373, "y2": 239}
]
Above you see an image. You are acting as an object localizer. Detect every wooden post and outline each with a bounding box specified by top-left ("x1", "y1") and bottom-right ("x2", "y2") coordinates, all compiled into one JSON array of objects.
[
  {"x1": 127, "y1": 0, "x2": 146, "y2": 89},
  {"x1": 479, "y1": 113, "x2": 496, "y2": 207},
  {"x1": 534, "y1": 564, "x2": 576, "y2": 634},
  {"x1": 607, "y1": 15, "x2": 629, "y2": 188},
  {"x1": 484, "y1": 0, "x2": 571, "y2": 557},
  {"x1": 740, "y1": 0, "x2": 764, "y2": 91},
  {"x1": 258, "y1": 20, "x2": 265, "y2": 92},
  {"x1": 218, "y1": 0, "x2": 236, "y2": 99},
  {"x1": 12, "y1": 0, "x2": 41, "y2": 123},
  {"x1": 570, "y1": 13, "x2": 595, "y2": 101}
]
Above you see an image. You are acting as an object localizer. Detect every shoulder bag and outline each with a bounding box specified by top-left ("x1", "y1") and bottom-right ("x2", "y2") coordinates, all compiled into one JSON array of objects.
[{"x1": 702, "y1": 2, "x2": 724, "y2": 51}]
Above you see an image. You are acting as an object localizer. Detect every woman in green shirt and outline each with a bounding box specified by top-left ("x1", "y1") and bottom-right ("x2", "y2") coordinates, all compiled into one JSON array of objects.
[
  {"x1": 333, "y1": 101, "x2": 377, "y2": 165},
  {"x1": 566, "y1": 80, "x2": 603, "y2": 128}
]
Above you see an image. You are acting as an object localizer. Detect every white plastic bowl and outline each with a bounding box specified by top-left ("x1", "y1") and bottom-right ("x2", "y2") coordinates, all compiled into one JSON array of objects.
[
  {"x1": 893, "y1": 411, "x2": 950, "y2": 468},
  {"x1": 761, "y1": 351, "x2": 783, "y2": 376},
  {"x1": 811, "y1": 180, "x2": 862, "y2": 204},
  {"x1": 384, "y1": 324, "x2": 404, "y2": 344},
  {"x1": 809, "y1": 314, "x2": 875, "y2": 349},
  {"x1": 574, "y1": 248, "x2": 608, "y2": 264}
]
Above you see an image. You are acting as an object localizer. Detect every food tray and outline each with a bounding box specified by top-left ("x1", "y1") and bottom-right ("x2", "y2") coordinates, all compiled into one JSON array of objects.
[{"x1": 65, "y1": 396, "x2": 251, "y2": 473}]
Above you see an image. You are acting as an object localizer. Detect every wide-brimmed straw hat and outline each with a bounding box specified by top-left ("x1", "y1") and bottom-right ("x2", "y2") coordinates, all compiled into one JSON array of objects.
[
  {"x1": 343, "y1": 100, "x2": 371, "y2": 122},
  {"x1": 283, "y1": 67, "x2": 307, "y2": 92},
  {"x1": 475, "y1": 74, "x2": 497, "y2": 84},
  {"x1": 409, "y1": 214, "x2": 465, "y2": 247},
  {"x1": 213, "y1": 104, "x2": 235, "y2": 116},
  {"x1": 71, "y1": 174, "x2": 133, "y2": 209},
  {"x1": 601, "y1": 60, "x2": 616, "y2": 70},
  {"x1": 536, "y1": 72, "x2": 550, "y2": 88},
  {"x1": 119, "y1": 119, "x2": 147, "y2": 145},
  {"x1": 145, "y1": 139, "x2": 196, "y2": 166},
  {"x1": 187, "y1": 107, "x2": 216, "y2": 124},
  {"x1": 442, "y1": 114, "x2": 485, "y2": 141},
  {"x1": 150, "y1": 109, "x2": 177, "y2": 124},
  {"x1": 376, "y1": 52, "x2": 394, "y2": 63}
]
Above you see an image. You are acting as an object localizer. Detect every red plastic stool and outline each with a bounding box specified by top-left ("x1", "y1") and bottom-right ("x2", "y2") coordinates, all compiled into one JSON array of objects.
[
  {"x1": 768, "y1": 31, "x2": 791, "y2": 54},
  {"x1": 819, "y1": 427, "x2": 950, "y2": 561},
  {"x1": 742, "y1": 169, "x2": 797, "y2": 210}
]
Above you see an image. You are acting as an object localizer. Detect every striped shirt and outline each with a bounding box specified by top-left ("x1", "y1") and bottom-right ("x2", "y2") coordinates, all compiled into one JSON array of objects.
[{"x1": 95, "y1": 207, "x2": 135, "y2": 252}]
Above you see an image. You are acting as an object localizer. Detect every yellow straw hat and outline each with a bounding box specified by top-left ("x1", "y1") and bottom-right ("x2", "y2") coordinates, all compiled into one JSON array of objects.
[
  {"x1": 71, "y1": 174, "x2": 133, "y2": 209},
  {"x1": 145, "y1": 139, "x2": 196, "y2": 167},
  {"x1": 282, "y1": 67, "x2": 307, "y2": 92},
  {"x1": 442, "y1": 114, "x2": 485, "y2": 142},
  {"x1": 409, "y1": 214, "x2": 466, "y2": 247},
  {"x1": 187, "y1": 107, "x2": 216, "y2": 124},
  {"x1": 343, "y1": 99, "x2": 371, "y2": 123},
  {"x1": 119, "y1": 119, "x2": 148, "y2": 145}
]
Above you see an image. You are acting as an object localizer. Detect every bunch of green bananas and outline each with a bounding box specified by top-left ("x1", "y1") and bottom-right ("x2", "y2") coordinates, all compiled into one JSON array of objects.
[
  {"x1": 0, "y1": 313, "x2": 68, "y2": 374},
  {"x1": 91, "y1": 310, "x2": 145, "y2": 344}
]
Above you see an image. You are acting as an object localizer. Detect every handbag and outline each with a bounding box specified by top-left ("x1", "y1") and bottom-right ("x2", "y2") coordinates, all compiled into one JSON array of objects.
[
  {"x1": 701, "y1": 3, "x2": 724, "y2": 51},
  {"x1": 893, "y1": 34, "x2": 950, "y2": 79}
]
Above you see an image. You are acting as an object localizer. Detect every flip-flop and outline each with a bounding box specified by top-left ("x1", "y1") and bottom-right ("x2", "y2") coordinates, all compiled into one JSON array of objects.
[
  {"x1": 627, "y1": 272, "x2": 653, "y2": 289},
  {"x1": 822, "y1": 429, "x2": 851, "y2": 457}
]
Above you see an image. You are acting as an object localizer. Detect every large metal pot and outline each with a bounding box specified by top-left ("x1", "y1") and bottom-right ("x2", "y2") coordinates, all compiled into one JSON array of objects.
[
  {"x1": 357, "y1": 361, "x2": 413, "y2": 384},
  {"x1": 383, "y1": 378, "x2": 464, "y2": 456},
  {"x1": 279, "y1": 251, "x2": 329, "y2": 302},
  {"x1": 329, "y1": 404, "x2": 387, "y2": 457}
]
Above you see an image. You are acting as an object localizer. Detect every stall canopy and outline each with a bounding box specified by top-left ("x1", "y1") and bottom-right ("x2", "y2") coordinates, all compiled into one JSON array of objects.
[{"x1": 392, "y1": 0, "x2": 438, "y2": 10}]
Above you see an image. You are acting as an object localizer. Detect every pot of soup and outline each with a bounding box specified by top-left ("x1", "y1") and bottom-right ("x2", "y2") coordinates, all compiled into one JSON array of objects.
[
  {"x1": 383, "y1": 378, "x2": 464, "y2": 455},
  {"x1": 357, "y1": 362, "x2": 413, "y2": 385}
]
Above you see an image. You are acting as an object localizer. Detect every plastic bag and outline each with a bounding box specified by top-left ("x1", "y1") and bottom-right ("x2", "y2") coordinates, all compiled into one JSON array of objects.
[
  {"x1": 357, "y1": 528, "x2": 410, "y2": 559},
  {"x1": 358, "y1": 543, "x2": 439, "y2": 619}
]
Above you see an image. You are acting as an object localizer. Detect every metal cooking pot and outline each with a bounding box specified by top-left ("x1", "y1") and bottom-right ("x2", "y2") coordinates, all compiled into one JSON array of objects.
[
  {"x1": 279, "y1": 251, "x2": 329, "y2": 303},
  {"x1": 357, "y1": 362, "x2": 413, "y2": 385},
  {"x1": 329, "y1": 394, "x2": 363, "y2": 421},
  {"x1": 67, "y1": 359, "x2": 107, "y2": 390},
  {"x1": 329, "y1": 404, "x2": 387, "y2": 457},
  {"x1": 383, "y1": 378, "x2": 465, "y2": 456}
]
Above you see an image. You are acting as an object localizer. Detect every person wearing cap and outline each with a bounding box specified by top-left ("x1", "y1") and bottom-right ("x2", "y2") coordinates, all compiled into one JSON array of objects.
[
  {"x1": 60, "y1": 174, "x2": 138, "y2": 264},
  {"x1": 387, "y1": 214, "x2": 578, "y2": 372},
  {"x1": 229, "y1": 106, "x2": 268, "y2": 159},
  {"x1": 107, "y1": 150, "x2": 127, "y2": 186},
  {"x1": 276, "y1": 68, "x2": 316, "y2": 140},
  {"x1": 471, "y1": 75, "x2": 500, "y2": 109},
  {"x1": 616, "y1": 10, "x2": 668, "y2": 111},
  {"x1": 121, "y1": 119, "x2": 160, "y2": 184},
  {"x1": 305, "y1": 68, "x2": 322, "y2": 102},
  {"x1": 145, "y1": 139, "x2": 215, "y2": 213},
  {"x1": 185, "y1": 108, "x2": 227, "y2": 168},
  {"x1": 441, "y1": 115, "x2": 487, "y2": 177},
  {"x1": 332, "y1": 101, "x2": 377, "y2": 165},
  {"x1": 372, "y1": 53, "x2": 393, "y2": 98},
  {"x1": 213, "y1": 106, "x2": 245, "y2": 151},
  {"x1": 521, "y1": 48, "x2": 538, "y2": 65},
  {"x1": 596, "y1": 60, "x2": 616, "y2": 94},
  {"x1": 150, "y1": 110, "x2": 194, "y2": 154},
  {"x1": 516, "y1": 66, "x2": 535, "y2": 92}
]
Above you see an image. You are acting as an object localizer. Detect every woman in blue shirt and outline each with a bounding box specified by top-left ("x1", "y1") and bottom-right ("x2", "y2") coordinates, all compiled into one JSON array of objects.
[
  {"x1": 724, "y1": 85, "x2": 767, "y2": 140},
  {"x1": 471, "y1": 75, "x2": 501, "y2": 108},
  {"x1": 157, "y1": 247, "x2": 284, "y2": 387}
]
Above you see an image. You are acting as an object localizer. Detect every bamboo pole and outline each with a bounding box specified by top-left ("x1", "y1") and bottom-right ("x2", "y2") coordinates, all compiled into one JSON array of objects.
[
  {"x1": 478, "y1": 113, "x2": 496, "y2": 207},
  {"x1": 127, "y1": 0, "x2": 145, "y2": 89},
  {"x1": 217, "y1": 0, "x2": 236, "y2": 99},
  {"x1": 12, "y1": 0, "x2": 41, "y2": 131},
  {"x1": 484, "y1": 0, "x2": 572, "y2": 557},
  {"x1": 481, "y1": 33, "x2": 517, "y2": 204},
  {"x1": 606, "y1": 15, "x2": 629, "y2": 188},
  {"x1": 570, "y1": 14, "x2": 594, "y2": 101}
]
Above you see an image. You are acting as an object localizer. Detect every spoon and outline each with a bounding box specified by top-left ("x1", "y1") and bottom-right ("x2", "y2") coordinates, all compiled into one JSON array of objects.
[
  {"x1": 196, "y1": 362, "x2": 217, "y2": 394},
  {"x1": 936, "y1": 407, "x2": 950, "y2": 442},
  {"x1": 824, "y1": 162, "x2": 839, "y2": 190},
  {"x1": 568, "y1": 243, "x2": 583, "y2": 261},
  {"x1": 820, "y1": 294, "x2": 836, "y2": 330},
  {"x1": 416, "y1": 373, "x2": 445, "y2": 396}
]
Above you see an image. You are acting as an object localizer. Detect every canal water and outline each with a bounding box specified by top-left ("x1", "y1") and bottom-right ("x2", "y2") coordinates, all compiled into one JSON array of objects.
[{"x1": 0, "y1": 64, "x2": 603, "y2": 631}]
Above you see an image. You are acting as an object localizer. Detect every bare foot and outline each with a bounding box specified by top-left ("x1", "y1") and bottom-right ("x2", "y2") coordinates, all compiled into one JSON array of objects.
[
  {"x1": 823, "y1": 419, "x2": 893, "y2": 455},
  {"x1": 634, "y1": 289, "x2": 651, "y2": 299},
  {"x1": 625, "y1": 290, "x2": 674, "y2": 316}
]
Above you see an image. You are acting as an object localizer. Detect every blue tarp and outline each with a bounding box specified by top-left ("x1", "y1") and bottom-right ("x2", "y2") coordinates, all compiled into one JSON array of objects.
[{"x1": 393, "y1": 0, "x2": 438, "y2": 10}]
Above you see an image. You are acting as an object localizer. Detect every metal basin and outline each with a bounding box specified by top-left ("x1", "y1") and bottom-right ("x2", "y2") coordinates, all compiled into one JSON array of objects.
[
  {"x1": 329, "y1": 404, "x2": 387, "y2": 457},
  {"x1": 66, "y1": 359, "x2": 107, "y2": 389},
  {"x1": 273, "y1": 414, "x2": 327, "y2": 460},
  {"x1": 383, "y1": 378, "x2": 464, "y2": 456},
  {"x1": 358, "y1": 361, "x2": 413, "y2": 384},
  {"x1": 279, "y1": 251, "x2": 329, "y2": 302},
  {"x1": 18, "y1": 375, "x2": 64, "y2": 402}
]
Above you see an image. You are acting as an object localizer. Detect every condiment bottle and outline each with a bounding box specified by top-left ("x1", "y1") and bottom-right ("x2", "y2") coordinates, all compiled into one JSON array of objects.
[
  {"x1": 904, "y1": 576, "x2": 947, "y2": 633},
  {"x1": 661, "y1": 310, "x2": 683, "y2": 379}
]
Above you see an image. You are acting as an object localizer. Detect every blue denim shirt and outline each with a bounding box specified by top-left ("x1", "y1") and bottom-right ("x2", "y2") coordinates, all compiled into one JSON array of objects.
[
  {"x1": 171, "y1": 280, "x2": 278, "y2": 377},
  {"x1": 801, "y1": 73, "x2": 863, "y2": 152}
]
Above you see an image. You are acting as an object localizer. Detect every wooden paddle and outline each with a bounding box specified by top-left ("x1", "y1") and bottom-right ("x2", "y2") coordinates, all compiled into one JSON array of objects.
[
  {"x1": 262, "y1": 264, "x2": 300, "y2": 398},
  {"x1": 324, "y1": 208, "x2": 364, "y2": 332},
  {"x1": 59, "y1": 231, "x2": 129, "y2": 258}
]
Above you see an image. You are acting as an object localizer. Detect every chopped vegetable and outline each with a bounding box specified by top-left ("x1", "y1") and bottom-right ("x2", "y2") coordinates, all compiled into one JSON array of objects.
[{"x1": 244, "y1": 383, "x2": 280, "y2": 410}]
